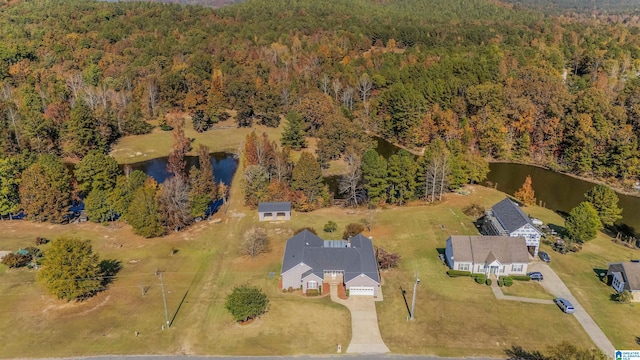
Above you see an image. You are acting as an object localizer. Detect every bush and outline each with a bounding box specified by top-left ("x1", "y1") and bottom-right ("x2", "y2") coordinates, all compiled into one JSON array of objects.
[
  {"x1": 1, "y1": 253, "x2": 31, "y2": 268},
  {"x1": 511, "y1": 275, "x2": 531, "y2": 281},
  {"x1": 343, "y1": 223, "x2": 365, "y2": 240},
  {"x1": 446, "y1": 270, "x2": 471, "y2": 277},
  {"x1": 485, "y1": 278, "x2": 492, "y2": 286},
  {"x1": 463, "y1": 203, "x2": 485, "y2": 218},
  {"x1": 306, "y1": 289, "x2": 319, "y2": 296},
  {"x1": 497, "y1": 278, "x2": 503, "y2": 287},
  {"x1": 473, "y1": 274, "x2": 487, "y2": 284},
  {"x1": 224, "y1": 285, "x2": 270, "y2": 322},
  {"x1": 323, "y1": 221, "x2": 338, "y2": 233},
  {"x1": 502, "y1": 277, "x2": 514, "y2": 287},
  {"x1": 160, "y1": 124, "x2": 173, "y2": 131},
  {"x1": 35, "y1": 237, "x2": 50, "y2": 245},
  {"x1": 375, "y1": 246, "x2": 401, "y2": 269}
]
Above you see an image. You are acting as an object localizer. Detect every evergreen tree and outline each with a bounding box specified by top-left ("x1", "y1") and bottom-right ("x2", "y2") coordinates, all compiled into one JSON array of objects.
[
  {"x1": 281, "y1": 110, "x2": 306, "y2": 150},
  {"x1": 584, "y1": 184, "x2": 622, "y2": 226},
  {"x1": 37, "y1": 237, "x2": 102, "y2": 301},
  {"x1": 565, "y1": 202, "x2": 602, "y2": 242},
  {"x1": 0, "y1": 157, "x2": 21, "y2": 217},
  {"x1": 74, "y1": 151, "x2": 120, "y2": 197},
  {"x1": 125, "y1": 179, "x2": 164, "y2": 238},
  {"x1": 514, "y1": 175, "x2": 536, "y2": 206},
  {"x1": 19, "y1": 155, "x2": 72, "y2": 223},
  {"x1": 85, "y1": 188, "x2": 113, "y2": 223},
  {"x1": 387, "y1": 150, "x2": 416, "y2": 205},
  {"x1": 225, "y1": 285, "x2": 269, "y2": 323},
  {"x1": 291, "y1": 152, "x2": 325, "y2": 208},
  {"x1": 189, "y1": 144, "x2": 217, "y2": 218},
  {"x1": 63, "y1": 100, "x2": 107, "y2": 158},
  {"x1": 361, "y1": 149, "x2": 388, "y2": 207},
  {"x1": 106, "y1": 171, "x2": 147, "y2": 218}
]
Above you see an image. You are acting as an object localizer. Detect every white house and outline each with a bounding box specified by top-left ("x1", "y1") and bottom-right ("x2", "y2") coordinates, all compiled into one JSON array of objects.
[
  {"x1": 607, "y1": 262, "x2": 640, "y2": 302},
  {"x1": 484, "y1": 198, "x2": 542, "y2": 257},
  {"x1": 445, "y1": 235, "x2": 530, "y2": 277}
]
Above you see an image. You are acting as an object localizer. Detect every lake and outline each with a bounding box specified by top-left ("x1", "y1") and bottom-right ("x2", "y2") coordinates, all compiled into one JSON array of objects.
[{"x1": 485, "y1": 162, "x2": 640, "y2": 232}]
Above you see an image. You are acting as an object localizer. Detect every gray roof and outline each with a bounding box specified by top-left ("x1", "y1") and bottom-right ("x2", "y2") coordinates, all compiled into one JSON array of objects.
[
  {"x1": 448, "y1": 235, "x2": 530, "y2": 264},
  {"x1": 608, "y1": 262, "x2": 640, "y2": 291},
  {"x1": 491, "y1": 198, "x2": 540, "y2": 234},
  {"x1": 280, "y1": 230, "x2": 380, "y2": 284},
  {"x1": 258, "y1": 202, "x2": 291, "y2": 213}
]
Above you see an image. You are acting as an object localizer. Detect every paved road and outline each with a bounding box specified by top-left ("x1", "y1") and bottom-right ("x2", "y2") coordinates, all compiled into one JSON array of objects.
[
  {"x1": 329, "y1": 285, "x2": 390, "y2": 353},
  {"x1": 45, "y1": 356, "x2": 499, "y2": 360},
  {"x1": 528, "y1": 262, "x2": 616, "y2": 355}
]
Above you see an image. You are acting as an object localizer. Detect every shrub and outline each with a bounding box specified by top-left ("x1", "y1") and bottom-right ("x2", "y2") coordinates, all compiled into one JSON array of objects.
[
  {"x1": 293, "y1": 227, "x2": 317, "y2": 235},
  {"x1": 463, "y1": 203, "x2": 485, "y2": 218},
  {"x1": 497, "y1": 278, "x2": 503, "y2": 287},
  {"x1": 511, "y1": 275, "x2": 531, "y2": 281},
  {"x1": 1, "y1": 253, "x2": 31, "y2": 268},
  {"x1": 282, "y1": 288, "x2": 287, "y2": 293},
  {"x1": 35, "y1": 237, "x2": 50, "y2": 245},
  {"x1": 375, "y1": 246, "x2": 401, "y2": 269},
  {"x1": 287, "y1": 286, "x2": 293, "y2": 292},
  {"x1": 473, "y1": 274, "x2": 487, "y2": 284},
  {"x1": 224, "y1": 285, "x2": 270, "y2": 322},
  {"x1": 306, "y1": 289, "x2": 319, "y2": 296},
  {"x1": 343, "y1": 223, "x2": 365, "y2": 239},
  {"x1": 160, "y1": 124, "x2": 173, "y2": 131},
  {"x1": 446, "y1": 270, "x2": 471, "y2": 277},
  {"x1": 485, "y1": 278, "x2": 492, "y2": 286},
  {"x1": 502, "y1": 277, "x2": 514, "y2": 287},
  {"x1": 323, "y1": 221, "x2": 338, "y2": 233}
]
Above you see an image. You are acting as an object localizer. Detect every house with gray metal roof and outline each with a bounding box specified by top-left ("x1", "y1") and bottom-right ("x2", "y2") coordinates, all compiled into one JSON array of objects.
[
  {"x1": 483, "y1": 198, "x2": 542, "y2": 257},
  {"x1": 607, "y1": 262, "x2": 640, "y2": 301},
  {"x1": 258, "y1": 202, "x2": 291, "y2": 221},
  {"x1": 445, "y1": 235, "x2": 530, "y2": 276},
  {"x1": 280, "y1": 230, "x2": 381, "y2": 296}
]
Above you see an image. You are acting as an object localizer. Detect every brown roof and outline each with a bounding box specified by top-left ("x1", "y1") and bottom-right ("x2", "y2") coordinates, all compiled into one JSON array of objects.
[
  {"x1": 608, "y1": 262, "x2": 640, "y2": 291},
  {"x1": 449, "y1": 235, "x2": 530, "y2": 264}
]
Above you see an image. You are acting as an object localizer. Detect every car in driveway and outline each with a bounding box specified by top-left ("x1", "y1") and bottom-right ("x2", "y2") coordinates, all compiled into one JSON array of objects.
[
  {"x1": 539, "y1": 251, "x2": 551, "y2": 263},
  {"x1": 527, "y1": 271, "x2": 544, "y2": 281},
  {"x1": 554, "y1": 298, "x2": 575, "y2": 313}
]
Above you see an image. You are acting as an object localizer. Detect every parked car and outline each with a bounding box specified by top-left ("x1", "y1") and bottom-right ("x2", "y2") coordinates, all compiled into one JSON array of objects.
[
  {"x1": 539, "y1": 251, "x2": 551, "y2": 263},
  {"x1": 527, "y1": 272, "x2": 544, "y2": 281},
  {"x1": 553, "y1": 298, "x2": 575, "y2": 314}
]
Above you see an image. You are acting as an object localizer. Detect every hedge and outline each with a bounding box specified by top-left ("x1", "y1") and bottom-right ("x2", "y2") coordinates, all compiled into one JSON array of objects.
[
  {"x1": 473, "y1": 274, "x2": 487, "y2": 284},
  {"x1": 510, "y1": 275, "x2": 531, "y2": 281},
  {"x1": 502, "y1": 277, "x2": 514, "y2": 287},
  {"x1": 447, "y1": 270, "x2": 471, "y2": 277},
  {"x1": 485, "y1": 278, "x2": 492, "y2": 286}
]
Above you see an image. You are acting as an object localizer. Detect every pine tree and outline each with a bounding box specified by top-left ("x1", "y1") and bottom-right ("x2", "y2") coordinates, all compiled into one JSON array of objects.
[
  {"x1": 0, "y1": 157, "x2": 21, "y2": 217},
  {"x1": 514, "y1": 175, "x2": 536, "y2": 206},
  {"x1": 63, "y1": 100, "x2": 107, "y2": 158},
  {"x1": 74, "y1": 151, "x2": 120, "y2": 197},
  {"x1": 387, "y1": 150, "x2": 416, "y2": 205},
  {"x1": 19, "y1": 155, "x2": 72, "y2": 223},
  {"x1": 585, "y1": 184, "x2": 622, "y2": 226},
  {"x1": 361, "y1": 149, "x2": 388, "y2": 207},
  {"x1": 281, "y1": 110, "x2": 306, "y2": 150},
  {"x1": 37, "y1": 237, "x2": 102, "y2": 301},
  {"x1": 125, "y1": 179, "x2": 164, "y2": 238},
  {"x1": 291, "y1": 152, "x2": 325, "y2": 209},
  {"x1": 85, "y1": 188, "x2": 113, "y2": 223}
]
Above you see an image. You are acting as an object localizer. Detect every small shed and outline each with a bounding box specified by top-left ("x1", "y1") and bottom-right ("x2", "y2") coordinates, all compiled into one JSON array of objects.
[{"x1": 258, "y1": 202, "x2": 291, "y2": 221}]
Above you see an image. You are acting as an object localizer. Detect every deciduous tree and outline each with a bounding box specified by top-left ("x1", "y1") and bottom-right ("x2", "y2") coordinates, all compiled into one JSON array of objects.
[
  {"x1": 19, "y1": 155, "x2": 71, "y2": 223},
  {"x1": 514, "y1": 175, "x2": 536, "y2": 206},
  {"x1": 158, "y1": 176, "x2": 193, "y2": 232},
  {"x1": 225, "y1": 285, "x2": 269, "y2": 322},
  {"x1": 37, "y1": 237, "x2": 102, "y2": 301},
  {"x1": 584, "y1": 184, "x2": 622, "y2": 226},
  {"x1": 241, "y1": 227, "x2": 269, "y2": 257},
  {"x1": 565, "y1": 202, "x2": 601, "y2": 242}
]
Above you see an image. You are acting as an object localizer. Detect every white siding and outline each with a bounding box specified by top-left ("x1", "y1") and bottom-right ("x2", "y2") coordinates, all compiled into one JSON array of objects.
[
  {"x1": 346, "y1": 274, "x2": 379, "y2": 296},
  {"x1": 281, "y1": 263, "x2": 312, "y2": 291}
]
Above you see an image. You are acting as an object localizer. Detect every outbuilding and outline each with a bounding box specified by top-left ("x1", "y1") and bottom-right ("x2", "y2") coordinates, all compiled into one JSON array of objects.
[{"x1": 258, "y1": 202, "x2": 291, "y2": 221}]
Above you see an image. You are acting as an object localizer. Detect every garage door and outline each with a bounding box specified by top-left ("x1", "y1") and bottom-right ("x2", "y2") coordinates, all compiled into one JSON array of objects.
[{"x1": 349, "y1": 286, "x2": 374, "y2": 296}]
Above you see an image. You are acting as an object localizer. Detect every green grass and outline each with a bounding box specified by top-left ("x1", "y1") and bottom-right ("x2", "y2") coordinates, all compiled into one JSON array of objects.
[{"x1": 0, "y1": 182, "x2": 634, "y2": 357}]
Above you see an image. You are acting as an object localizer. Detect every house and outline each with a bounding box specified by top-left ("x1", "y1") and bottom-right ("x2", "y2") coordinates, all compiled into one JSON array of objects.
[
  {"x1": 258, "y1": 202, "x2": 291, "y2": 221},
  {"x1": 445, "y1": 235, "x2": 530, "y2": 276},
  {"x1": 280, "y1": 230, "x2": 381, "y2": 296},
  {"x1": 483, "y1": 198, "x2": 542, "y2": 257},
  {"x1": 607, "y1": 262, "x2": 640, "y2": 301}
]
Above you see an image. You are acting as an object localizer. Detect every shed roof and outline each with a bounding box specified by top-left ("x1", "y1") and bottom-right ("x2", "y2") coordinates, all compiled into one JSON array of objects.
[
  {"x1": 448, "y1": 235, "x2": 530, "y2": 264},
  {"x1": 491, "y1": 198, "x2": 540, "y2": 234},
  {"x1": 608, "y1": 262, "x2": 640, "y2": 291},
  {"x1": 258, "y1": 202, "x2": 291, "y2": 213},
  {"x1": 280, "y1": 230, "x2": 380, "y2": 284}
]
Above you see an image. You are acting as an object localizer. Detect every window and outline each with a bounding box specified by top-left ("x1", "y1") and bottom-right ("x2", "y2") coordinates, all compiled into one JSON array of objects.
[
  {"x1": 459, "y1": 263, "x2": 470, "y2": 271},
  {"x1": 512, "y1": 264, "x2": 523, "y2": 272},
  {"x1": 307, "y1": 280, "x2": 318, "y2": 289}
]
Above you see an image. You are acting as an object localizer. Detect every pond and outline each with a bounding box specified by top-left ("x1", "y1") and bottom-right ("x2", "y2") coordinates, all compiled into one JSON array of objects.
[
  {"x1": 121, "y1": 152, "x2": 238, "y2": 186},
  {"x1": 485, "y1": 162, "x2": 640, "y2": 232}
]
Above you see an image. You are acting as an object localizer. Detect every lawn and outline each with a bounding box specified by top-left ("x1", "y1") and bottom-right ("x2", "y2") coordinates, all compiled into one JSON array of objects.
[
  {"x1": 0, "y1": 181, "x2": 631, "y2": 357},
  {"x1": 502, "y1": 281, "x2": 555, "y2": 300}
]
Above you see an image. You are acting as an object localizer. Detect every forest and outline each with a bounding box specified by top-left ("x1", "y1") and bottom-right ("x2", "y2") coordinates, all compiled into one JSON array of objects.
[{"x1": 3, "y1": 0, "x2": 640, "y2": 228}]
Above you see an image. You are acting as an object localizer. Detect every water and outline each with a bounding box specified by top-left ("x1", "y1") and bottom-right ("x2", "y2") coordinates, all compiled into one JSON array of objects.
[
  {"x1": 122, "y1": 152, "x2": 238, "y2": 186},
  {"x1": 485, "y1": 162, "x2": 640, "y2": 232}
]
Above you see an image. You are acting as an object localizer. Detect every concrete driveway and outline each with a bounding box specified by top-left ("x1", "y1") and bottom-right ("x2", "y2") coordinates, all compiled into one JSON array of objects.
[
  {"x1": 528, "y1": 262, "x2": 616, "y2": 355},
  {"x1": 330, "y1": 285, "x2": 390, "y2": 354}
]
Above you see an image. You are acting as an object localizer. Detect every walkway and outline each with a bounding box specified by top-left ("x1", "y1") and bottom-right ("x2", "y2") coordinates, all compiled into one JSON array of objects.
[
  {"x1": 528, "y1": 262, "x2": 616, "y2": 355},
  {"x1": 330, "y1": 285, "x2": 390, "y2": 354}
]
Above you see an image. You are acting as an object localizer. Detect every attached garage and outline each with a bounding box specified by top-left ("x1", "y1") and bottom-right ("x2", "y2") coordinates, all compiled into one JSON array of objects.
[{"x1": 348, "y1": 286, "x2": 375, "y2": 296}]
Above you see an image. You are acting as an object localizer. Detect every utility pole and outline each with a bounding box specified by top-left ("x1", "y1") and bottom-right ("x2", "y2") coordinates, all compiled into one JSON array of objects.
[
  {"x1": 158, "y1": 271, "x2": 170, "y2": 329},
  {"x1": 410, "y1": 273, "x2": 420, "y2": 321}
]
